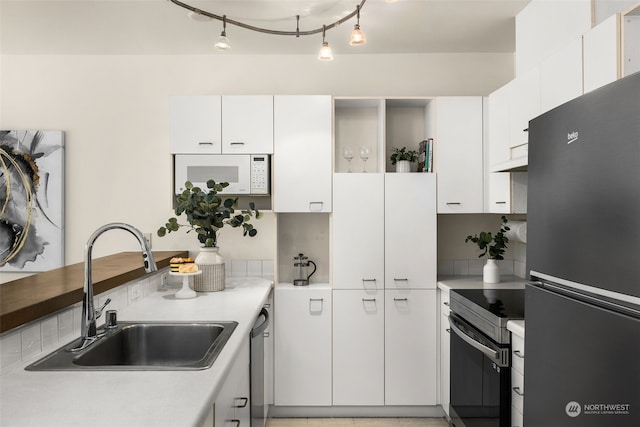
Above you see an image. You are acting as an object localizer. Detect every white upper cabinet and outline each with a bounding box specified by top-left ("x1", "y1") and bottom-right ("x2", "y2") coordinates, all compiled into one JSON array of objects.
[
  {"x1": 508, "y1": 66, "x2": 540, "y2": 151},
  {"x1": 539, "y1": 36, "x2": 584, "y2": 112},
  {"x1": 273, "y1": 95, "x2": 332, "y2": 213},
  {"x1": 436, "y1": 96, "x2": 484, "y2": 214},
  {"x1": 221, "y1": 95, "x2": 274, "y2": 154},
  {"x1": 332, "y1": 173, "x2": 384, "y2": 290},
  {"x1": 515, "y1": 0, "x2": 591, "y2": 75},
  {"x1": 487, "y1": 83, "x2": 511, "y2": 168},
  {"x1": 584, "y1": 14, "x2": 622, "y2": 93},
  {"x1": 384, "y1": 173, "x2": 436, "y2": 289},
  {"x1": 170, "y1": 96, "x2": 222, "y2": 154}
]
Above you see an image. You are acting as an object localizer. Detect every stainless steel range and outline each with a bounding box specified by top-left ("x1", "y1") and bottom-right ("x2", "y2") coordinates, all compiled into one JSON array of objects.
[{"x1": 448, "y1": 288, "x2": 525, "y2": 427}]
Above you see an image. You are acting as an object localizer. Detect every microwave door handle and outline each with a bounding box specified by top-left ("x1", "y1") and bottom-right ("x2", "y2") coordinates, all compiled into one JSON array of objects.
[{"x1": 449, "y1": 319, "x2": 499, "y2": 360}]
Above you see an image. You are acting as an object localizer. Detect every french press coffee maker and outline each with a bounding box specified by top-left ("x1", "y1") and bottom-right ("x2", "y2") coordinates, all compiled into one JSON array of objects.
[{"x1": 293, "y1": 253, "x2": 317, "y2": 286}]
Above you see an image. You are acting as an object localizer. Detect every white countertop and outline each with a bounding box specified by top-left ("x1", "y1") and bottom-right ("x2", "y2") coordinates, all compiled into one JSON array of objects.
[
  {"x1": 0, "y1": 276, "x2": 273, "y2": 427},
  {"x1": 507, "y1": 320, "x2": 525, "y2": 338},
  {"x1": 437, "y1": 275, "x2": 527, "y2": 292}
]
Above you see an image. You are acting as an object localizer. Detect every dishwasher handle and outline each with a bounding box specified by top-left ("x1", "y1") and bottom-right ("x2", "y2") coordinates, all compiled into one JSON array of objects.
[{"x1": 251, "y1": 307, "x2": 270, "y2": 338}]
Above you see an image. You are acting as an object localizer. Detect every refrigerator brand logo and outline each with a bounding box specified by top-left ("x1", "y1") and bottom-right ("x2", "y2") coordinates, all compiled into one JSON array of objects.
[
  {"x1": 566, "y1": 401, "x2": 582, "y2": 417},
  {"x1": 567, "y1": 131, "x2": 579, "y2": 144}
]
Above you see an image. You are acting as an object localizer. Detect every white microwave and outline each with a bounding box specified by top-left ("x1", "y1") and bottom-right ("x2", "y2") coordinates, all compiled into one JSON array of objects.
[{"x1": 174, "y1": 154, "x2": 270, "y2": 195}]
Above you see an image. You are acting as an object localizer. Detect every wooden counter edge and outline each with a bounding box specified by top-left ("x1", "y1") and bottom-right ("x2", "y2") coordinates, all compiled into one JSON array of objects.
[{"x1": 0, "y1": 251, "x2": 188, "y2": 333}]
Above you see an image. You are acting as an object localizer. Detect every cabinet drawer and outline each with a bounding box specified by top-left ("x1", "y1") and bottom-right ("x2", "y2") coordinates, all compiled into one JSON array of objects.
[
  {"x1": 511, "y1": 334, "x2": 525, "y2": 375},
  {"x1": 511, "y1": 404, "x2": 524, "y2": 427},
  {"x1": 511, "y1": 368, "x2": 525, "y2": 414}
]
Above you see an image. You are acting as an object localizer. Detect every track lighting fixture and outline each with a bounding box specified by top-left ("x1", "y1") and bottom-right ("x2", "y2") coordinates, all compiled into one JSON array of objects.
[
  {"x1": 214, "y1": 15, "x2": 230, "y2": 51},
  {"x1": 349, "y1": 5, "x2": 366, "y2": 46},
  {"x1": 169, "y1": 0, "x2": 389, "y2": 60},
  {"x1": 318, "y1": 26, "x2": 333, "y2": 61}
]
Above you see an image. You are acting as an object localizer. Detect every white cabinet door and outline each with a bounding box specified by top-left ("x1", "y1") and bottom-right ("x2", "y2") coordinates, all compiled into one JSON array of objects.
[
  {"x1": 214, "y1": 339, "x2": 250, "y2": 427},
  {"x1": 333, "y1": 173, "x2": 384, "y2": 290},
  {"x1": 170, "y1": 96, "x2": 222, "y2": 154},
  {"x1": 509, "y1": 67, "x2": 540, "y2": 151},
  {"x1": 263, "y1": 292, "x2": 274, "y2": 418},
  {"x1": 583, "y1": 14, "x2": 621, "y2": 93},
  {"x1": 438, "y1": 290, "x2": 452, "y2": 417},
  {"x1": 385, "y1": 173, "x2": 436, "y2": 289},
  {"x1": 539, "y1": 36, "x2": 584, "y2": 113},
  {"x1": 487, "y1": 173, "x2": 511, "y2": 214},
  {"x1": 273, "y1": 95, "x2": 332, "y2": 212},
  {"x1": 385, "y1": 289, "x2": 438, "y2": 405},
  {"x1": 222, "y1": 95, "x2": 274, "y2": 154},
  {"x1": 436, "y1": 96, "x2": 484, "y2": 213},
  {"x1": 333, "y1": 289, "x2": 385, "y2": 406},
  {"x1": 488, "y1": 82, "x2": 511, "y2": 167},
  {"x1": 274, "y1": 285, "x2": 332, "y2": 406}
]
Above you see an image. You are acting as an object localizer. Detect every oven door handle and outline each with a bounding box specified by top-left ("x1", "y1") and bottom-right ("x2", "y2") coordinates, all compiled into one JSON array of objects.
[{"x1": 449, "y1": 318, "x2": 499, "y2": 360}]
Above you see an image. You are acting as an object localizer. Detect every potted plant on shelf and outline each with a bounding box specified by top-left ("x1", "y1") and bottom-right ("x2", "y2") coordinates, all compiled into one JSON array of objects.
[
  {"x1": 390, "y1": 146, "x2": 418, "y2": 173},
  {"x1": 157, "y1": 180, "x2": 261, "y2": 292},
  {"x1": 465, "y1": 216, "x2": 510, "y2": 284}
]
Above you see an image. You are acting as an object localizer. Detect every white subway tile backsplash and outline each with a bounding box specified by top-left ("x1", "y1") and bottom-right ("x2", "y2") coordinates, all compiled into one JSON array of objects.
[
  {"x1": 514, "y1": 260, "x2": 526, "y2": 278},
  {"x1": 453, "y1": 259, "x2": 470, "y2": 276},
  {"x1": 247, "y1": 260, "x2": 262, "y2": 277},
  {"x1": 58, "y1": 308, "x2": 74, "y2": 341},
  {"x1": 41, "y1": 317, "x2": 59, "y2": 350},
  {"x1": 231, "y1": 260, "x2": 247, "y2": 277},
  {"x1": 262, "y1": 260, "x2": 274, "y2": 279},
  {"x1": 437, "y1": 259, "x2": 454, "y2": 276},
  {"x1": 498, "y1": 260, "x2": 515, "y2": 275},
  {"x1": 21, "y1": 324, "x2": 42, "y2": 361},
  {"x1": 0, "y1": 331, "x2": 22, "y2": 372},
  {"x1": 438, "y1": 258, "x2": 524, "y2": 278},
  {"x1": 468, "y1": 259, "x2": 485, "y2": 276}
]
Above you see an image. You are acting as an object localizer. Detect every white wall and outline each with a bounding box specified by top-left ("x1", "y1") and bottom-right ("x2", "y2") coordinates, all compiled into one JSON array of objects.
[{"x1": 0, "y1": 52, "x2": 514, "y2": 282}]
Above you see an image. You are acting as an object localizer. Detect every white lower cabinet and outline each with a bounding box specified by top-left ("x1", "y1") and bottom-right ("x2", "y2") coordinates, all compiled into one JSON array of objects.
[
  {"x1": 510, "y1": 332, "x2": 525, "y2": 427},
  {"x1": 274, "y1": 284, "x2": 332, "y2": 406},
  {"x1": 333, "y1": 289, "x2": 385, "y2": 406},
  {"x1": 385, "y1": 289, "x2": 438, "y2": 405},
  {"x1": 212, "y1": 339, "x2": 251, "y2": 427},
  {"x1": 438, "y1": 289, "x2": 451, "y2": 418}
]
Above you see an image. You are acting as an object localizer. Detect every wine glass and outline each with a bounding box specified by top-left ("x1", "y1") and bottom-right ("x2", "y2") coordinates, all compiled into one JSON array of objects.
[
  {"x1": 359, "y1": 146, "x2": 370, "y2": 173},
  {"x1": 343, "y1": 145, "x2": 354, "y2": 173}
]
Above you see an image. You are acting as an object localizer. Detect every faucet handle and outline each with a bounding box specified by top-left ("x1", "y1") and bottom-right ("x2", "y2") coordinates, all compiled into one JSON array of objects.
[
  {"x1": 105, "y1": 310, "x2": 118, "y2": 329},
  {"x1": 95, "y1": 298, "x2": 111, "y2": 319}
]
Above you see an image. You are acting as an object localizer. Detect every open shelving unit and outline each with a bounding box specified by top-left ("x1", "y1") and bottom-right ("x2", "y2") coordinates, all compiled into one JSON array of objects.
[{"x1": 333, "y1": 97, "x2": 436, "y2": 174}]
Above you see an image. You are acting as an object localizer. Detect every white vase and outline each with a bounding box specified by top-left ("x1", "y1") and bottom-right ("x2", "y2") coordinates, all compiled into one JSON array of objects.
[
  {"x1": 483, "y1": 259, "x2": 501, "y2": 284},
  {"x1": 396, "y1": 160, "x2": 411, "y2": 173},
  {"x1": 194, "y1": 247, "x2": 225, "y2": 292}
]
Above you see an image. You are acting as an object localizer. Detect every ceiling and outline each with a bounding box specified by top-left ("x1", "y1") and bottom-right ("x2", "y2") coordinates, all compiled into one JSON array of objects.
[{"x1": 0, "y1": 0, "x2": 529, "y2": 55}]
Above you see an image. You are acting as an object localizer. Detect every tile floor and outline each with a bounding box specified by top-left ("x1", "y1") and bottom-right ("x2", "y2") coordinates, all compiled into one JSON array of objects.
[{"x1": 266, "y1": 418, "x2": 449, "y2": 427}]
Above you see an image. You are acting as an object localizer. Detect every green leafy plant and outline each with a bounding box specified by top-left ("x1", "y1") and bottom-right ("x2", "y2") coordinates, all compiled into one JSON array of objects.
[
  {"x1": 157, "y1": 180, "x2": 261, "y2": 248},
  {"x1": 465, "y1": 216, "x2": 510, "y2": 260},
  {"x1": 390, "y1": 146, "x2": 419, "y2": 165}
]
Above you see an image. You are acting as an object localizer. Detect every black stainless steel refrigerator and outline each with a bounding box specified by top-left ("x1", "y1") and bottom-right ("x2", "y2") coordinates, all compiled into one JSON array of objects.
[{"x1": 526, "y1": 71, "x2": 640, "y2": 426}]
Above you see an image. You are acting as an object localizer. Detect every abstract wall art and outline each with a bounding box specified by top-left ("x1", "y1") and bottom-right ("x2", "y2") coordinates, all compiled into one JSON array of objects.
[{"x1": 1, "y1": 130, "x2": 65, "y2": 272}]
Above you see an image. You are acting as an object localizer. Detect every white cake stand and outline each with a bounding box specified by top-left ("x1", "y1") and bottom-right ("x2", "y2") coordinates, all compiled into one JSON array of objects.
[{"x1": 169, "y1": 271, "x2": 201, "y2": 299}]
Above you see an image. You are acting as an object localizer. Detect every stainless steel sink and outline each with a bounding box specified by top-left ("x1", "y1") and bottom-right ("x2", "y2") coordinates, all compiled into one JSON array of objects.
[{"x1": 26, "y1": 321, "x2": 238, "y2": 371}]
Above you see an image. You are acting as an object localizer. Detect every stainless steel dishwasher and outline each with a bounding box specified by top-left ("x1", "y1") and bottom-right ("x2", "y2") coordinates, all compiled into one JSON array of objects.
[{"x1": 250, "y1": 307, "x2": 269, "y2": 427}]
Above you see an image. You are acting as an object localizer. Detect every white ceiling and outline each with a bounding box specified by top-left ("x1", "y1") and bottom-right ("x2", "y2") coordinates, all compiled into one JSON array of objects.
[{"x1": 0, "y1": 0, "x2": 529, "y2": 55}]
